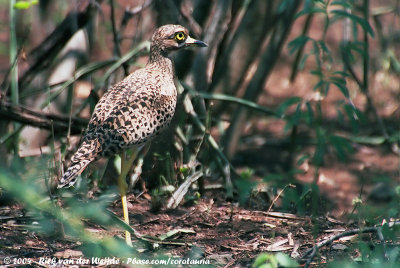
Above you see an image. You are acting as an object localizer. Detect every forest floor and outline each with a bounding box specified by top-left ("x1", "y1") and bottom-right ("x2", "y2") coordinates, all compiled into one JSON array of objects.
[{"x1": 0, "y1": 178, "x2": 398, "y2": 268}]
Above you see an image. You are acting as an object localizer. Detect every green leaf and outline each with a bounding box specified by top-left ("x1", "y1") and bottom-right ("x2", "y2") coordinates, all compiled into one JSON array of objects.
[
  {"x1": 252, "y1": 253, "x2": 277, "y2": 268},
  {"x1": 275, "y1": 253, "x2": 299, "y2": 267},
  {"x1": 14, "y1": 2, "x2": 30, "y2": 9},
  {"x1": 252, "y1": 253, "x2": 270, "y2": 268},
  {"x1": 296, "y1": 154, "x2": 310, "y2": 166},
  {"x1": 312, "y1": 79, "x2": 326, "y2": 92},
  {"x1": 328, "y1": 135, "x2": 354, "y2": 161},
  {"x1": 299, "y1": 52, "x2": 310, "y2": 70},
  {"x1": 317, "y1": 39, "x2": 330, "y2": 54},
  {"x1": 305, "y1": 101, "x2": 314, "y2": 125},
  {"x1": 310, "y1": 69, "x2": 323, "y2": 77},
  {"x1": 387, "y1": 50, "x2": 400, "y2": 73},
  {"x1": 322, "y1": 81, "x2": 330, "y2": 95},
  {"x1": 277, "y1": 0, "x2": 296, "y2": 14},
  {"x1": 331, "y1": 79, "x2": 349, "y2": 98},
  {"x1": 331, "y1": 10, "x2": 374, "y2": 37},
  {"x1": 291, "y1": 102, "x2": 302, "y2": 126},
  {"x1": 331, "y1": 0, "x2": 353, "y2": 9},
  {"x1": 289, "y1": 168, "x2": 306, "y2": 176},
  {"x1": 347, "y1": 135, "x2": 386, "y2": 145},
  {"x1": 240, "y1": 168, "x2": 255, "y2": 180},
  {"x1": 388, "y1": 131, "x2": 400, "y2": 142},
  {"x1": 349, "y1": 41, "x2": 367, "y2": 58},
  {"x1": 253, "y1": 253, "x2": 298, "y2": 268},
  {"x1": 344, "y1": 104, "x2": 363, "y2": 133},
  {"x1": 311, "y1": 40, "x2": 323, "y2": 66},
  {"x1": 179, "y1": 167, "x2": 190, "y2": 175},
  {"x1": 192, "y1": 91, "x2": 276, "y2": 117},
  {"x1": 263, "y1": 173, "x2": 286, "y2": 182},
  {"x1": 313, "y1": 128, "x2": 326, "y2": 166},
  {"x1": 276, "y1": 97, "x2": 303, "y2": 118},
  {"x1": 336, "y1": 108, "x2": 344, "y2": 124},
  {"x1": 234, "y1": 175, "x2": 258, "y2": 205},
  {"x1": 295, "y1": 7, "x2": 326, "y2": 19},
  {"x1": 288, "y1": 35, "x2": 310, "y2": 54},
  {"x1": 353, "y1": 105, "x2": 366, "y2": 123},
  {"x1": 332, "y1": 70, "x2": 350, "y2": 78},
  {"x1": 284, "y1": 103, "x2": 302, "y2": 132},
  {"x1": 14, "y1": 0, "x2": 38, "y2": 9}
]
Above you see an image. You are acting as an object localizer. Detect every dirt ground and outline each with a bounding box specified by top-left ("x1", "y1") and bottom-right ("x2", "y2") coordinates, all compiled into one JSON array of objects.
[{"x1": 0, "y1": 179, "x2": 398, "y2": 268}]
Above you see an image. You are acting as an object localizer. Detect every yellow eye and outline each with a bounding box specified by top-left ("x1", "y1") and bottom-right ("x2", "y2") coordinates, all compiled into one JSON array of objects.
[{"x1": 175, "y1": 32, "x2": 185, "y2": 41}]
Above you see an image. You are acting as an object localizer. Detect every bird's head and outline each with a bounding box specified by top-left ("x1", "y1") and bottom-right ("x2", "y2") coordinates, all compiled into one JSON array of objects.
[{"x1": 150, "y1": 24, "x2": 207, "y2": 56}]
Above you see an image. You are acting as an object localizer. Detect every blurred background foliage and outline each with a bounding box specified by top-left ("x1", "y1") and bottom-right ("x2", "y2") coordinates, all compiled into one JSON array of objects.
[{"x1": 0, "y1": 0, "x2": 399, "y2": 265}]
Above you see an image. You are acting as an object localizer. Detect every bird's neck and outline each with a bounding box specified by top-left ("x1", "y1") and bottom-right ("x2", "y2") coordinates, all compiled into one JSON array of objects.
[{"x1": 147, "y1": 48, "x2": 174, "y2": 78}]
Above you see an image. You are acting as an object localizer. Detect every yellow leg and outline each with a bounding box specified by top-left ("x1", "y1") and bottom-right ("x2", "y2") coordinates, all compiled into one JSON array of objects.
[{"x1": 117, "y1": 149, "x2": 138, "y2": 247}]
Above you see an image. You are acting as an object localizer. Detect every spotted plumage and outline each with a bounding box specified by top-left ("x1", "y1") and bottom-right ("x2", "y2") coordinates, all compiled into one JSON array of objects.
[{"x1": 59, "y1": 25, "x2": 207, "y2": 188}]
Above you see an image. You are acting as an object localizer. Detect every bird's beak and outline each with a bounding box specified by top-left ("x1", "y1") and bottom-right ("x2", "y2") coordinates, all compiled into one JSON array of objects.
[{"x1": 185, "y1": 36, "x2": 208, "y2": 47}]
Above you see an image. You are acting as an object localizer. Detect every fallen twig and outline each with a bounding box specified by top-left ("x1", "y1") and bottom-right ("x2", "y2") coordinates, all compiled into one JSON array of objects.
[
  {"x1": 167, "y1": 171, "x2": 203, "y2": 209},
  {"x1": 300, "y1": 222, "x2": 400, "y2": 267}
]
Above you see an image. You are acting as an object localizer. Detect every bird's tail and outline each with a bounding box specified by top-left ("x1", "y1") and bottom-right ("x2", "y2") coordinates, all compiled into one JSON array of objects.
[{"x1": 58, "y1": 140, "x2": 98, "y2": 188}]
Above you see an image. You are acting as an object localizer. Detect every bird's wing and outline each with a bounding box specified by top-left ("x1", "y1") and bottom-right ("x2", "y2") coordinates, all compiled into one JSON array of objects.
[
  {"x1": 78, "y1": 68, "x2": 176, "y2": 157},
  {"x1": 89, "y1": 91, "x2": 161, "y2": 153},
  {"x1": 85, "y1": 69, "x2": 149, "y2": 131}
]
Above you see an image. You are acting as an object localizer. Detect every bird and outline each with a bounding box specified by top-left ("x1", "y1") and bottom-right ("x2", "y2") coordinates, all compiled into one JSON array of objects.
[{"x1": 58, "y1": 24, "x2": 207, "y2": 246}]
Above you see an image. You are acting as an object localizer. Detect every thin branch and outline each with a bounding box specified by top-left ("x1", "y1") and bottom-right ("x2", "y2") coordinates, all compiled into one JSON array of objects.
[
  {"x1": 0, "y1": 101, "x2": 88, "y2": 135},
  {"x1": 189, "y1": 0, "x2": 233, "y2": 91},
  {"x1": 120, "y1": 0, "x2": 152, "y2": 33},
  {"x1": 341, "y1": 4, "x2": 389, "y2": 140},
  {"x1": 222, "y1": 1, "x2": 301, "y2": 159},
  {"x1": 210, "y1": 1, "x2": 275, "y2": 97},
  {"x1": 362, "y1": 0, "x2": 370, "y2": 95},
  {"x1": 18, "y1": 0, "x2": 101, "y2": 90},
  {"x1": 109, "y1": 0, "x2": 129, "y2": 76},
  {"x1": 109, "y1": 0, "x2": 121, "y2": 59},
  {"x1": 267, "y1": 184, "x2": 295, "y2": 213},
  {"x1": 290, "y1": 12, "x2": 314, "y2": 82},
  {"x1": 0, "y1": 37, "x2": 27, "y2": 97},
  {"x1": 179, "y1": 1, "x2": 202, "y2": 37}
]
